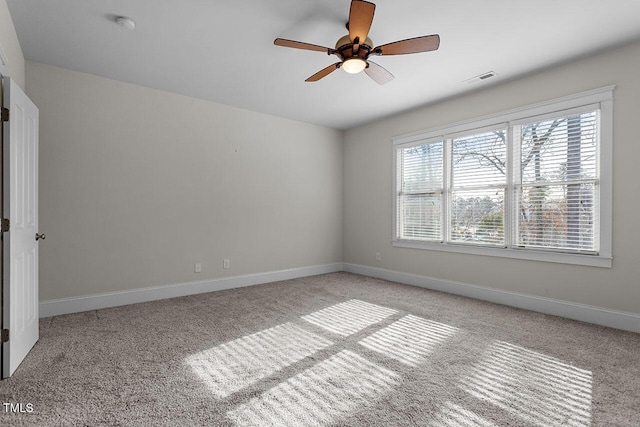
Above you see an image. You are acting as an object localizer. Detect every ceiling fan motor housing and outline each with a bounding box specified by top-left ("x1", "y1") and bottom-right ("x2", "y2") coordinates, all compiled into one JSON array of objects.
[{"x1": 335, "y1": 34, "x2": 374, "y2": 60}]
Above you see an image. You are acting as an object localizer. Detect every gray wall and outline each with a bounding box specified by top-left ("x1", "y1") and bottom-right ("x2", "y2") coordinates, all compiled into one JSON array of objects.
[
  {"x1": 344, "y1": 41, "x2": 640, "y2": 314},
  {"x1": 7, "y1": 2, "x2": 640, "y2": 316},
  {"x1": 27, "y1": 61, "x2": 343, "y2": 301},
  {"x1": 0, "y1": 0, "x2": 24, "y2": 88}
]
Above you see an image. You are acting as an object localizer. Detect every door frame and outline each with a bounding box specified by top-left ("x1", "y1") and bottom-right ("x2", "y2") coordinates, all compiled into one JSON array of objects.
[{"x1": 0, "y1": 63, "x2": 6, "y2": 376}]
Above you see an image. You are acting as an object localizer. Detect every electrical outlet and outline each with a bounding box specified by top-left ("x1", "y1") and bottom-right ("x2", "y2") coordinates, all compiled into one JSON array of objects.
[
  {"x1": 223, "y1": 259, "x2": 230, "y2": 269},
  {"x1": 194, "y1": 263, "x2": 202, "y2": 273},
  {"x1": 375, "y1": 252, "x2": 381, "y2": 261}
]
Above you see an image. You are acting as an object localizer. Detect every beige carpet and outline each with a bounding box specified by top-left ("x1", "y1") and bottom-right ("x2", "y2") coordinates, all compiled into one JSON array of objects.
[{"x1": 1, "y1": 272, "x2": 639, "y2": 426}]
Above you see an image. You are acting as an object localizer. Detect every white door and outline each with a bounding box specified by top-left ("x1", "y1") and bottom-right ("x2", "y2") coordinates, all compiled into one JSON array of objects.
[{"x1": 2, "y1": 76, "x2": 40, "y2": 378}]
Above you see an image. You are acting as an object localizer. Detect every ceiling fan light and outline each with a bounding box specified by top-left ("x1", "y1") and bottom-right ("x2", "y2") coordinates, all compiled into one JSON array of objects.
[{"x1": 342, "y1": 58, "x2": 367, "y2": 74}]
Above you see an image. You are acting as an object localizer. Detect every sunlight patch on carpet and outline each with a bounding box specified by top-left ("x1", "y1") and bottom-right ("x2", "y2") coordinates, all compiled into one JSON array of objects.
[
  {"x1": 301, "y1": 299, "x2": 397, "y2": 336},
  {"x1": 460, "y1": 340, "x2": 592, "y2": 427},
  {"x1": 428, "y1": 401, "x2": 498, "y2": 427},
  {"x1": 359, "y1": 314, "x2": 459, "y2": 366},
  {"x1": 227, "y1": 349, "x2": 400, "y2": 426},
  {"x1": 185, "y1": 322, "x2": 333, "y2": 398}
]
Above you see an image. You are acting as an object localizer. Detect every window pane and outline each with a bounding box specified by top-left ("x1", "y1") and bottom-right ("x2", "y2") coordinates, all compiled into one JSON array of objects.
[
  {"x1": 521, "y1": 112, "x2": 597, "y2": 184},
  {"x1": 398, "y1": 142, "x2": 444, "y2": 242},
  {"x1": 401, "y1": 143, "x2": 443, "y2": 193},
  {"x1": 517, "y1": 110, "x2": 598, "y2": 252},
  {"x1": 517, "y1": 184, "x2": 596, "y2": 251},
  {"x1": 453, "y1": 130, "x2": 507, "y2": 188},
  {"x1": 399, "y1": 193, "x2": 442, "y2": 241},
  {"x1": 451, "y1": 189, "x2": 504, "y2": 246}
]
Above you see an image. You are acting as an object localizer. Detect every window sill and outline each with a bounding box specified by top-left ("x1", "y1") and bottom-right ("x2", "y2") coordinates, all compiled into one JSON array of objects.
[{"x1": 392, "y1": 239, "x2": 612, "y2": 268}]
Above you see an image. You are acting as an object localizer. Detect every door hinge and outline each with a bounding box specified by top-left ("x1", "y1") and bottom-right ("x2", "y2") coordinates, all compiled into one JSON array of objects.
[
  {"x1": 1, "y1": 218, "x2": 8, "y2": 233},
  {"x1": 1, "y1": 107, "x2": 8, "y2": 122},
  {"x1": 1, "y1": 329, "x2": 8, "y2": 343}
]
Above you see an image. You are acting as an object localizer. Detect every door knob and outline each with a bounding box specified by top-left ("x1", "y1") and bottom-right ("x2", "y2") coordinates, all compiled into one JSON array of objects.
[{"x1": 35, "y1": 233, "x2": 46, "y2": 241}]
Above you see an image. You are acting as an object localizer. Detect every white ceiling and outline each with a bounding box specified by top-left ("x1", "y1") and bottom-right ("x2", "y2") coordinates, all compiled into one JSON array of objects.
[{"x1": 7, "y1": 0, "x2": 640, "y2": 130}]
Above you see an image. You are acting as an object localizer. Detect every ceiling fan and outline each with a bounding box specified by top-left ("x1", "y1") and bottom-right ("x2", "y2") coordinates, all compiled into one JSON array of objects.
[{"x1": 274, "y1": 0, "x2": 440, "y2": 85}]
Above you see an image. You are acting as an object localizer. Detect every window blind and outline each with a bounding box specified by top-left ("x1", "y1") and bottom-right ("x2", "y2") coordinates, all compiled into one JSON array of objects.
[
  {"x1": 451, "y1": 129, "x2": 507, "y2": 246},
  {"x1": 397, "y1": 142, "x2": 443, "y2": 241},
  {"x1": 515, "y1": 111, "x2": 598, "y2": 252}
]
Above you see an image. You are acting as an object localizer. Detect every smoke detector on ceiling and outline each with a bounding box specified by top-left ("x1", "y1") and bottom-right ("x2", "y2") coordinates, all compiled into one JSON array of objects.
[
  {"x1": 463, "y1": 71, "x2": 497, "y2": 85},
  {"x1": 115, "y1": 16, "x2": 136, "y2": 31}
]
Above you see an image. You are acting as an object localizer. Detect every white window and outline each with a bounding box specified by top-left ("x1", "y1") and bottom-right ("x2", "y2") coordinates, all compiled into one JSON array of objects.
[
  {"x1": 397, "y1": 140, "x2": 444, "y2": 241},
  {"x1": 393, "y1": 87, "x2": 613, "y2": 267},
  {"x1": 450, "y1": 126, "x2": 507, "y2": 246}
]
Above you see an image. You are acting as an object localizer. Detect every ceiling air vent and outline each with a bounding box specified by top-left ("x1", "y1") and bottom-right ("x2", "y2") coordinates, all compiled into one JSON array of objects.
[{"x1": 463, "y1": 71, "x2": 497, "y2": 85}]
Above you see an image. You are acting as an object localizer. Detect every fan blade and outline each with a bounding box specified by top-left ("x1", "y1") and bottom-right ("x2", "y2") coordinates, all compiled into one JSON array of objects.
[
  {"x1": 373, "y1": 34, "x2": 440, "y2": 56},
  {"x1": 305, "y1": 62, "x2": 342, "y2": 82},
  {"x1": 274, "y1": 38, "x2": 332, "y2": 53},
  {"x1": 348, "y1": 0, "x2": 375, "y2": 44},
  {"x1": 365, "y1": 61, "x2": 394, "y2": 85}
]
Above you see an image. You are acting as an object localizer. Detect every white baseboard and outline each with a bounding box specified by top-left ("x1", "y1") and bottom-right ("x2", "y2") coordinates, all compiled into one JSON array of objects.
[
  {"x1": 40, "y1": 261, "x2": 640, "y2": 334},
  {"x1": 39, "y1": 263, "x2": 344, "y2": 318},
  {"x1": 344, "y1": 263, "x2": 640, "y2": 334}
]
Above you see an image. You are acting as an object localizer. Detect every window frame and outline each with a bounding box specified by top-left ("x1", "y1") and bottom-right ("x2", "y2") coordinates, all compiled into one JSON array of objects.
[{"x1": 392, "y1": 86, "x2": 614, "y2": 268}]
